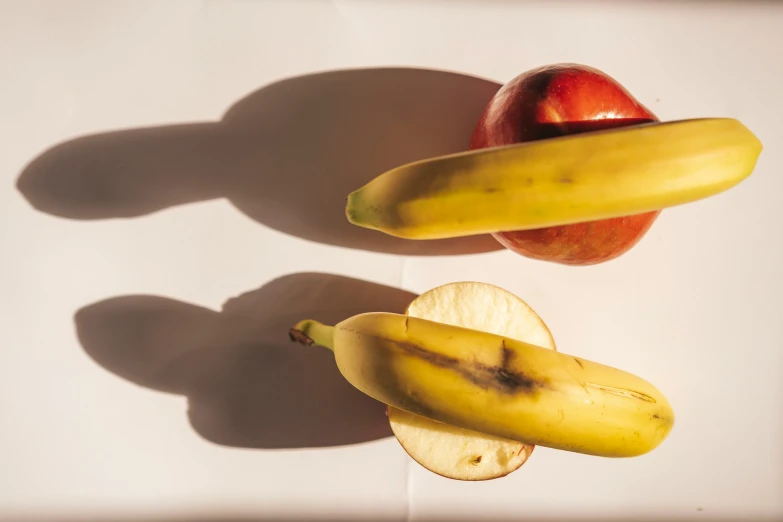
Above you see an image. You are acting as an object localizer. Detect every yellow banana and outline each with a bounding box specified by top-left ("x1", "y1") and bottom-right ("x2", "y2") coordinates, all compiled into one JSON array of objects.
[
  {"x1": 346, "y1": 118, "x2": 761, "y2": 239},
  {"x1": 289, "y1": 312, "x2": 674, "y2": 458}
]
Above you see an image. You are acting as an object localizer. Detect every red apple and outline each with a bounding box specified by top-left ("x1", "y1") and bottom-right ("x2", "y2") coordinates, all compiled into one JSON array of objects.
[{"x1": 470, "y1": 64, "x2": 660, "y2": 266}]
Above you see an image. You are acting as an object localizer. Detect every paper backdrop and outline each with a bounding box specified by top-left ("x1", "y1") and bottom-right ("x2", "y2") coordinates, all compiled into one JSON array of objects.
[{"x1": 2, "y1": 1, "x2": 782, "y2": 521}]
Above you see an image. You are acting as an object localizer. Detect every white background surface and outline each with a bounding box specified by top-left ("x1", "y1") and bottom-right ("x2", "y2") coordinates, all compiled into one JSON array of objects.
[{"x1": 2, "y1": 1, "x2": 782, "y2": 521}]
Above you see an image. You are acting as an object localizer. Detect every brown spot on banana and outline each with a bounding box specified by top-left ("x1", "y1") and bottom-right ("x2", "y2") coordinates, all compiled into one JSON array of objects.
[
  {"x1": 500, "y1": 340, "x2": 513, "y2": 369},
  {"x1": 395, "y1": 389, "x2": 437, "y2": 421},
  {"x1": 583, "y1": 382, "x2": 656, "y2": 403},
  {"x1": 396, "y1": 340, "x2": 546, "y2": 395}
]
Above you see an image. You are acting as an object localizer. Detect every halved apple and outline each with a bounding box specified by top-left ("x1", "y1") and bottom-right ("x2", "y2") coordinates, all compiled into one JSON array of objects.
[{"x1": 388, "y1": 281, "x2": 556, "y2": 481}]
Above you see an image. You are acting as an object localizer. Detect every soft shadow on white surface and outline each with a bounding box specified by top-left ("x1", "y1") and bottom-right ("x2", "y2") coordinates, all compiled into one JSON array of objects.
[
  {"x1": 75, "y1": 272, "x2": 416, "y2": 449},
  {"x1": 16, "y1": 67, "x2": 503, "y2": 256}
]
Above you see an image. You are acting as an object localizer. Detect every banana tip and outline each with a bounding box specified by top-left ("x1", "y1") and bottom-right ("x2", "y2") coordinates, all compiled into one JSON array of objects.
[
  {"x1": 289, "y1": 319, "x2": 336, "y2": 351},
  {"x1": 345, "y1": 191, "x2": 364, "y2": 224},
  {"x1": 289, "y1": 326, "x2": 314, "y2": 346}
]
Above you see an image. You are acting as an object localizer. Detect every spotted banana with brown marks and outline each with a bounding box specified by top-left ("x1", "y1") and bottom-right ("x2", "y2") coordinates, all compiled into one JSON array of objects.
[
  {"x1": 289, "y1": 312, "x2": 674, "y2": 458},
  {"x1": 345, "y1": 118, "x2": 762, "y2": 240}
]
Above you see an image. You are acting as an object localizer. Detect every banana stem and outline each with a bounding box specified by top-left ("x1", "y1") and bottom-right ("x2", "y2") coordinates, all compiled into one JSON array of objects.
[{"x1": 289, "y1": 319, "x2": 335, "y2": 351}]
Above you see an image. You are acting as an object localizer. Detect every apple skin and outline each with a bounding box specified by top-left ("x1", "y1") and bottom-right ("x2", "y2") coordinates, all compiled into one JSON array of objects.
[{"x1": 470, "y1": 64, "x2": 660, "y2": 266}]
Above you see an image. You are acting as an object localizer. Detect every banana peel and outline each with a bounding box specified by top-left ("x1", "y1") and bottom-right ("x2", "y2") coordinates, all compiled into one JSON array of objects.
[
  {"x1": 345, "y1": 118, "x2": 762, "y2": 240},
  {"x1": 290, "y1": 313, "x2": 673, "y2": 458}
]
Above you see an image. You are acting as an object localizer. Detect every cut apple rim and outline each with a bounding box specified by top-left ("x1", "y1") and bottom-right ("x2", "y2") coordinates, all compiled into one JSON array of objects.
[
  {"x1": 390, "y1": 281, "x2": 556, "y2": 481},
  {"x1": 389, "y1": 407, "x2": 534, "y2": 481}
]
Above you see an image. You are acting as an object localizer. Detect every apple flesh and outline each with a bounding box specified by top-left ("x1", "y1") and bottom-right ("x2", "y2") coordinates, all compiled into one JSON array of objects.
[
  {"x1": 389, "y1": 407, "x2": 534, "y2": 481},
  {"x1": 388, "y1": 282, "x2": 556, "y2": 481},
  {"x1": 470, "y1": 63, "x2": 660, "y2": 266}
]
